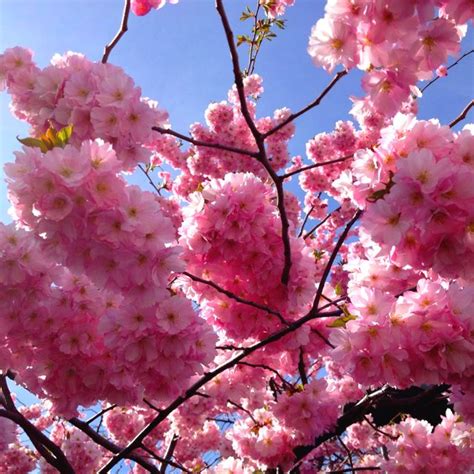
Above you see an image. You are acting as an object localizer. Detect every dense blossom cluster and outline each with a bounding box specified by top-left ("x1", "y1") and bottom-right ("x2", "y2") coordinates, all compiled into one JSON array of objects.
[
  {"x1": 308, "y1": 0, "x2": 470, "y2": 118},
  {"x1": 0, "y1": 48, "x2": 168, "y2": 170},
  {"x1": 154, "y1": 75, "x2": 296, "y2": 198},
  {"x1": 1, "y1": 0, "x2": 473, "y2": 472}
]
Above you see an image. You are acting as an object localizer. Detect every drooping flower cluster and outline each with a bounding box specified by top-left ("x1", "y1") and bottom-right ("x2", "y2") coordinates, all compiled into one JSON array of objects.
[
  {"x1": 0, "y1": 47, "x2": 168, "y2": 170},
  {"x1": 2, "y1": 138, "x2": 215, "y2": 415}
]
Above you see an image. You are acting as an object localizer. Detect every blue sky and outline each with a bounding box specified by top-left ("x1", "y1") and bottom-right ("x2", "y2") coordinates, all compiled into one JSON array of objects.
[{"x1": 1, "y1": 0, "x2": 473, "y2": 223}]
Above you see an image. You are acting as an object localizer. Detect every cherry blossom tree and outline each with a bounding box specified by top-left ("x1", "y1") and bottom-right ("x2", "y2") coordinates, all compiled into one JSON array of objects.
[{"x1": 1, "y1": 0, "x2": 474, "y2": 472}]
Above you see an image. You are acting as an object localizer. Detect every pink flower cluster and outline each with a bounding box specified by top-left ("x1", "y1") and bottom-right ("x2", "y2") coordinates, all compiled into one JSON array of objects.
[
  {"x1": 0, "y1": 47, "x2": 168, "y2": 170},
  {"x1": 131, "y1": 0, "x2": 179, "y2": 16},
  {"x1": 382, "y1": 411, "x2": 474, "y2": 474},
  {"x1": 331, "y1": 278, "x2": 474, "y2": 389},
  {"x1": 131, "y1": 0, "x2": 294, "y2": 17},
  {"x1": 358, "y1": 119, "x2": 474, "y2": 281},
  {"x1": 157, "y1": 76, "x2": 296, "y2": 197},
  {"x1": 308, "y1": 1, "x2": 469, "y2": 117},
  {"x1": 2, "y1": 139, "x2": 215, "y2": 415},
  {"x1": 179, "y1": 172, "x2": 315, "y2": 342}
]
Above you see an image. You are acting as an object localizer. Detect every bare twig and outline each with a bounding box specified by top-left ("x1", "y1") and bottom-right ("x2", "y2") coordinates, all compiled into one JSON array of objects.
[
  {"x1": 69, "y1": 417, "x2": 160, "y2": 473},
  {"x1": 140, "y1": 443, "x2": 189, "y2": 473},
  {"x1": 311, "y1": 328, "x2": 335, "y2": 349},
  {"x1": 182, "y1": 271, "x2": 289, "y2": 325},
  {"x1": 309, "y1": 210, "x2": 362, "y2": 314},
  {"x1": 420, "y1": 48, "x2": 474, "y2": 93},
  {"x1": 139, "y1": 164, "x2": 163, "y2": 195},
  {"x1": 159, "y1": 434, "x2": 179, "y2": 474},
  {"x1": 362, "y1": 415, "x2": 398, "y2": 441},
  {"x1": 86, "y1": 404, "x2": 117, "y2": 425},
  {"x1": 298, "y1": 348, "x2": 308, "y2": 385},
  {"x1": 102, "y1": 0, "x2": 131, "y2": 63},
  {"x1": 237, "y1": 361, "x2": 291, "y2": 388},
  {"x1": 0, "y1": 376, "x2": 74, "y2": 473},
  {"x1": 303, "y1": 206, "x2": 341, "y2": 240},
  {"x1": 282, "y1": 154, "x2": 353, "y2": 180},
  {"x1": 263, "y1": 70, "x2": 348, "y2": 139},
  {"x1": 227, "y1": 399, "x2": 258, "y2": 424},
  {"x1": 337, "y1": 435, "x2": 354, "y2": 474},
  {"x1": 449, "y1": 99, "x2": 474, "y2": 128},
  {"x1": 152, "y1": 126, "x2": 259, "y2": 158},
  {"x1": 298, "y1": 205, "x2": 314, "y2": 238}
]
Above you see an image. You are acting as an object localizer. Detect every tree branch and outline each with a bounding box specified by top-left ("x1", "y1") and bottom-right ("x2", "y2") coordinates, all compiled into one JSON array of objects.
[
  {"x1": 102, "y1": 0, "x2": 131, "y2": 63},
  {"x1": 0, "y1": 375, "x2": 74, "y2": 473},
  {"x1": 449, "y1": 99, "x2": 474, "y2": 128},
  {"x1": 152, "y1": 126, "x2": 259, "y2": 158},
  {"x1": 262, "y1": 70, "x2": 348, "y2": 139},
  {"x1": 420, "y1": 48, "x2": 474, "y2": 94},
  {"x1": 97, "y1": 307, "x2": 343, "y2": 472},
  {"x1": 69, "y1": 417, "x2": 160, "y2": 472},
  {"x1": 182, "y1": 271, "x2": 289, "y2": 325},
  {"x1": 309, "y1": 210, "x2": 362, "y2": 314},
  {"x1": 215, "y1": 0, "x2": 293, "y2": 286},
  {"x1": 159, "y1": 434, "x2": 179, "y2": 474},
  {"x1": 281, "y1": 154, "x2": 353, "y2": 180}
]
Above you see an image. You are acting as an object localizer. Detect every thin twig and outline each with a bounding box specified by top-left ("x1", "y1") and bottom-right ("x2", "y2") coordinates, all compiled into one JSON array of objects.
[
  {"x1": 337, "y1": 435, "x2": 355, "y2": 474},
  {"x1": 86, "y1": 404, "x2": 117, "y2": 425},
  {"x1": 298, "y1": 348, "x2": 308, "y2": 385},
  {"x1": 282, "y1": 154, "x2": 353, "y2": 180},
  {"x1": 420, "y1": 48, "x2": 474, "y2": 93},
  {"x1": 140, "y1": 443, "x2": 189, "y2": 473},
  {"x1": 298, "y1": 205, "x2": 314, "y2": 238},
  {"x1": 227, "y1": 399, "x2": 258, "y2": 425},
  {"x1": 152, "y1": 126, "x2": 259, "y2": 158},
  {"x1": 362, "y1": 415, "x2": 399, "y2": 441},
  {"x1": 237, "y1": 361, "x2": 291, "y2": 388},
  {"x1": 303, "y1": 206, "x2": 341, "y2": 240},
  {"x1": 139, "y1": 164, "x2": 163, "y2": 195},
  {"x1": 311, "y1": 328, "x2": 335, "y2": 349},
  {"x1": 309, "y1": 210, "x2": 362, "y2": 314},
  {"x1": 102, "y1": 0, "x2": 131, "y2": 63},
  {"x1": 69, "y1": 417, "x2": 159, "y2": 473},
  {"x1": 159, "y1": 434, "x2": 179, "y2": 474},
  {"x1": 245, "y1": 3, "x2": 262, "y2": 76},
  {"x1": 449, "y1": 99, "x2": 474, "y2": 128},
  {"x1": 263, "y1": 70, "x2": 348, "y2": 139},
  {"x1": 182, "y1": 271, "x2": 289, "y2": 325}
]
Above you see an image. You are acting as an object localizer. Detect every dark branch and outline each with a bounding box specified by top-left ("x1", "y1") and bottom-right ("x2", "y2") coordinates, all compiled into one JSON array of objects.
[
  {"x1": 69, "y1": 417, "x2": 159, "y2": 473},
  {"x1": 182, "y1": 271, "x2": 289, "y2": 325},
  {"x1": 309, "y1": 210, "x2": 362, "y2": 313},
  {"x1": 282, "y1": 154, "x2": 353, "y2": 180},
  {"x1": 263, "y1": 70, "x2": 348, "y2": 139},
  {"x1": 152, "y1": 126, "x2": 259, "y2": 158},
  {"x1": 215, "y1": 0, "x2": 293, "y2": 286},
  {"x1": 159, "y1": 434, "x2": 179, "y2": 474},
  {"x1": 102, "y1": 0, "x2": 131, "y2": 63},
  {"x1": 420, "y1": 48, "x2": 474, "y2": 93},
  {"x1": 449, "y1": 99, "x2": 474, "y2": 128}
]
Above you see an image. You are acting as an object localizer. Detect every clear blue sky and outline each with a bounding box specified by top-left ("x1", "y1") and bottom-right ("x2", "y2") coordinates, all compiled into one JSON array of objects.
[{"x1": 1, "y1": 0, "x2": 473, "y2": 223}]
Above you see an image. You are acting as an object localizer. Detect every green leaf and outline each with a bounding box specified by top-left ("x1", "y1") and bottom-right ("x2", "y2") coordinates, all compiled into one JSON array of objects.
[
  {"x1": 326, "y1": 313, "x2": 357, "y2": 328},
  {"x1": 17, "y1": 136, "x2": 49, "y2": 153},
  {"x1": 56, "y1": 124, "x2": 73, "y2": 146}
]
